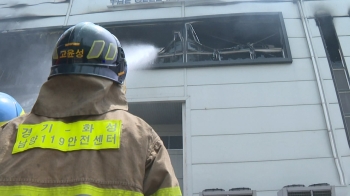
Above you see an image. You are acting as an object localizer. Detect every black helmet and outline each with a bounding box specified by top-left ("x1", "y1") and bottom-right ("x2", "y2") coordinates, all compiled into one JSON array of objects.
[{"x1": 50, "y1": 22, "x2": 127, "y2": 84}]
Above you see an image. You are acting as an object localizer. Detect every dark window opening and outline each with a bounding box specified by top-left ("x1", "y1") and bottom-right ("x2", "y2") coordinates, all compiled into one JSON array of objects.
[
  {"x1": 160, "y1": 136, "x2": 183, "y2": 149},
  {"x1": 106, "y1": 13, "x2": 292, "y2": 69},
  {"x1": 316, "y1": 15, "x2": 350, "y2": 146}
]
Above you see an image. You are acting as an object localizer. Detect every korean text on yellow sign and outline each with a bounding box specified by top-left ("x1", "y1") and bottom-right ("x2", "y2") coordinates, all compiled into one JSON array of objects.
[{"x1": 13, "y1": 120, "x2": 122, "y2": 154}]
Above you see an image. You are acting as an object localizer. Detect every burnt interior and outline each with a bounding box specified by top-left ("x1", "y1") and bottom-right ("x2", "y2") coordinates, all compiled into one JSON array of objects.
[{"x1": 106, "y1": 13, "x2": 289, "y2": 66}]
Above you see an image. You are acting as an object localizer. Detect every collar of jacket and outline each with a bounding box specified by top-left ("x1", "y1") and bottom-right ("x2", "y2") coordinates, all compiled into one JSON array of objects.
[{"x1": 31, "y1": 75, "x2": 128, "y2": 118}]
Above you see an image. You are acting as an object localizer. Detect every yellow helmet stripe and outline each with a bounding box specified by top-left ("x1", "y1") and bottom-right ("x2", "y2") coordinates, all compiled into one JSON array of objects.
[
  {"x1": 87, "y1": 40, "x2": 105, "y2": 59},
  {"x1": 105, "y1": 43, "x2": 118, "y2": 60}
]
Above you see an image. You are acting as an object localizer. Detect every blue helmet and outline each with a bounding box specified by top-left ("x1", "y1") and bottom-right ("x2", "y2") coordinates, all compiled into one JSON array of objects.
[{"x1": 0, "y1": 92, "x2": 25, "y2": 126}]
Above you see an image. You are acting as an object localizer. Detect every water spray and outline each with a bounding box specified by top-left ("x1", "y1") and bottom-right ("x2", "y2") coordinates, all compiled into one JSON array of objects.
[{"x1": 123, "y1": 43, "x2": 159, "y2": 70}]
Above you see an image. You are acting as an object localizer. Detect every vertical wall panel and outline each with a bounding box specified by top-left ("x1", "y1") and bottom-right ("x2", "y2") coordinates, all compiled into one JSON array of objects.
[
  {"x1": 318, "y1": 57, "x2": 333, "y2": 79},
  {"x1": 289, "y1": 37, "x2": 311, "y2": 58},
  {"x1": 126, "y1": 86, "x2": 184, "y2": 100},
  {"x1": 0, "y1": 16, "x2": 65, "y2": 31},
  {"x1": 67, "y1": 7, "x2": 182, "y2": 25},
  {"x1": 186, "y1": 59, "x2": 314, "y2": 86},
  {"x1": 127, "y1": 69, "x2": 185, "y2": 89},
  {"x1": 0, "y1": 3, "x2": 69, "y2": 19},
  {"x1": 308, "y1": 19, "x2": 321, "y2": 37},
  {"x1": 323, "y1": 80, "x2": 340, "y2": 104},
  {"x1": 334, "y1": 129, "x2": 350, "y2": 157},
  {"x1": 284, "y1": 19, "x2": 305, "y2": 38},
  {"x1": 190, "y1": 105, "x2": 326, "y2": 136},
  {"x1": 334, "y1": 18, "x2": 350, "y2": 37},
  {"x1": 346, "y1": 57, "x2": 350, "y2": 72},
  {"x1": 339, "y1": 36, "x2": 350, "y2": 57},
  {"x1": 329, "y1": 103, "x2": 345, "y2": 130},
  {"x1": 312, "y1": 37, "x2": 327, "y2": 58},
  {"x1": 341, "y1": 156, "x2": 350, "y2": 185},
  {"x1": 185, "y1": 2, "x2": 300, "y2": 19},
  {"x1": 191, "y1": 131, "x2": 332, "y2": 164},
  {"x1": 70, "y1": 0, "x2": 114, "y2": 15},
  {"x1": 188, "y1": 81, "x2": 321, "y2": 110}
]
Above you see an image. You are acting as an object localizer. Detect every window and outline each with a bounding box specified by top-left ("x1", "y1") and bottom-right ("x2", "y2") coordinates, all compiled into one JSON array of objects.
[
  {"x1": 106, "y1": 12, "x2": 292, "y2": 69},
  {"x1": 316, "y1": 15, "x2": 350, "y2": 146},
  {"x1": 160, "y1": 136, "x2": 183, "y2": 149}
]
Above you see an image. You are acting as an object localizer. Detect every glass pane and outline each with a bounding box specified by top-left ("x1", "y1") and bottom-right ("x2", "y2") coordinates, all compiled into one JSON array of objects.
[
  {"x1": 169, "y1": 136, "x2": 183, "y2": 149},
  {"x1": 160, "y1": 136, "x2": 169, "y2": 149},
  {"x1": 333, "y1": 70, "x2": 350, "y2": 91},
  {"x1": 339, "y1": 92, "x2": 350, "y2": 115},
  {"x1": 332, "y1": 61, "x2": 344, "y2": 69},
  {"x1": 105, "y1": 14, "x2": 288, "y2": 68},
  {"x1": 345, "y1": 116, "x2": 350, "y2": 129}
]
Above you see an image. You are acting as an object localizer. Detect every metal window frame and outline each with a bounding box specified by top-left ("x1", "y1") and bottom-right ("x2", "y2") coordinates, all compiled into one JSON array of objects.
[
  {"x1": 101, "y1": 12, "x2": 293, "y2": 69},
  {"x1": 201, "y1": 189, "x2": 257, "y2": 196},
  {"x1": 277, "y1": 186, "x2": 336, "y2": 196}
]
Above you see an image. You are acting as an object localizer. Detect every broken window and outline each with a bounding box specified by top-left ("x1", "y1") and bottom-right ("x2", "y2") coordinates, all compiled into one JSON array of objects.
[
  {"x1": 106, "y1": 13, "x2": 292, "y2": 69},
  {"x1": 316, "y1": 15, "x2": 350, "y2": 146}
]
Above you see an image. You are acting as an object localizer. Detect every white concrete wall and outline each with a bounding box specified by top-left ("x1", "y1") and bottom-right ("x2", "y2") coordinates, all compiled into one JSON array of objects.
[
  {"x1": 0, "y1": 1, "x2": 69, "y2": 31},
  {"x1": 188, "y1": 1, "x2": 346, "y2": 196},
  {"x1": 1, "y1": 0, "x2": 350, "y2": 195},
  {"x1": 125, "y1": 1, "x2": 347, "y2": 195}
]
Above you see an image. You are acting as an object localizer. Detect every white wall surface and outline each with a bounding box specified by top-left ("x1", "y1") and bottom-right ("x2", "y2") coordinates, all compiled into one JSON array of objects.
[
  {"x1": 284, "y1": 19, "x2": 306, "y2": 38},
  {"x1": 0, "y1": 3, "x2": 68, "y2": 19},
  {"x1": 0, "y1": 1, "x2": 69, "y2": 31},
  {"x1": 339, "y1": 36, "x2": 350, "y2": 57},
  {"x1": 1, "y1": 0, "x2": 350, "y2": 195},
  {"x1": 185, "y1": 1, "x2": 300, "y2": 19},
  {"x1": 123, "y1": 1, "x2": 348, "y2": 195},
  {"x1": 0, "y1": 17, "x2": 66, "y2": 31},
  {"x1": 192, "y1": 158, "x2": 339, "y2": 194},
  {"x1": 188, "y1": 81, "x2": 321, "y2": 109},
  {"x1": 192, "y1": 130, "x2": 332, "y2": 164},
  {"x1": 0, "y1": 0, "x2": 67, "y2": 7},
  {"x1": 191, "y1": 105, "x2": 326, "y2": 136},
  {"x1": 334, "y1": 17, "x2": 350, "y2": 37},
  {"x1": 304, "y1": 0, "x2": 350, "y2": 18},
  {"x1": 126, "y1": 69, "x2": 185, "y2": 101},
  {"x1": 67, "y1": 7, "x2": 183, "y2": 25},
  {"x1": 186, "y1": 59, "x2": 315, "y2": 85}
]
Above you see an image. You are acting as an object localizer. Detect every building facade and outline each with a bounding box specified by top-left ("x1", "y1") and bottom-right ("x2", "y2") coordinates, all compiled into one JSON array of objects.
[{"x1": 1, "y1": 0, "x2": 350, "y2": 195}]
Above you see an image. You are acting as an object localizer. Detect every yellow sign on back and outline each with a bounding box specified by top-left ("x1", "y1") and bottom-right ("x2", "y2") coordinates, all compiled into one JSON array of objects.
[{"x1": 13, "y1": 120, "x2": 122, "y2": 154}]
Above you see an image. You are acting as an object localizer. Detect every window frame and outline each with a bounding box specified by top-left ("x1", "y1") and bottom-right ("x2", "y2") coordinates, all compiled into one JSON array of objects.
[
  {"x1": 103, "y1": 12, "x2": 293, "y2": 69},
  {"x1": 316, "y1": 15, "x2": 350, "y2": 147}
]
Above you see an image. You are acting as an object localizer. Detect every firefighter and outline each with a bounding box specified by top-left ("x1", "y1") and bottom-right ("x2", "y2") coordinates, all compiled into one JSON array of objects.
[
  {"x1": 0, "y1": 22, "x2": 182, "y2": 196},
  {"x1": 0, "y1": 92, "x2": 25, "y2": 127}
]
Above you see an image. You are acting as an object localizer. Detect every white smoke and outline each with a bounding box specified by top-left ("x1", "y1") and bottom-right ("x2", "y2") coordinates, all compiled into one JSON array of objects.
[{"x1": 123, "y1": 44, "x2": 159, "y2": 70}]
